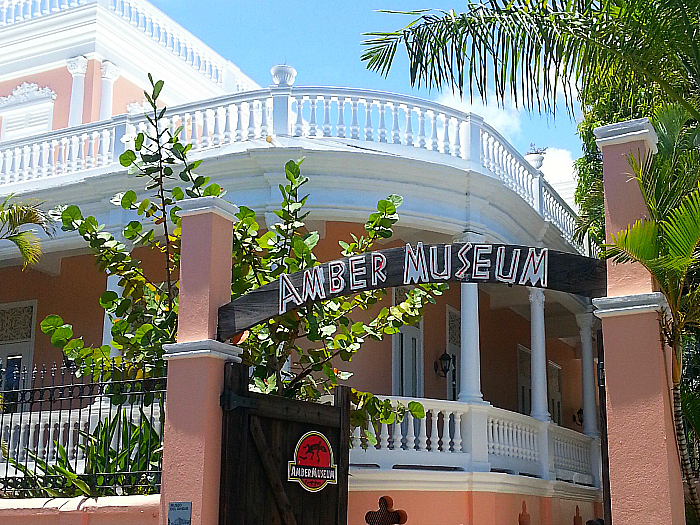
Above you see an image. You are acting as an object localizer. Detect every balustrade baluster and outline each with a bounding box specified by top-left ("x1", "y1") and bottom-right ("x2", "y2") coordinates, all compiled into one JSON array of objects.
[
  {"x1": 308, "y1": 97, "x2": 318, "y2": 137},
  {"x1": 223, "y1": 106, "x2": 233, "y2": 143},
  {"x1": 192, "y1": 111, "x2": 202, "y2": 148},
  {"x1": 431, "y1": 111, "x2": 439, "y2": 152},
  {"x1": 21, "y1": 145, "x2": 30, "y2": 179},
  {"x1": 404, "y1": 413, "x2": 415, "y2": 450},
  {"x1": 247, "y1": 102, "x2": 257, "y2": 140},
  {"x1": 235, "y1": 104, "x2": 244, "y2": 142},
  {"x1": 443, "y1": 116, "x2": 451, "y2": 155},
  {"x1": 454, "y1": 119, "x2": 462, "y2": 158},
  {"x1": 30, "y1": 143, "x2": 39, "y2": 179},
  {"x1": 391, "y1": 104, "x2": 400, "y2": 144},
  {"x1": 453, "y1": 411, "x2": 463, "y2": 453},
  {"x1": 294, "y1": 97, "x2": 304, "y2": 137},
  {"x1": 11, "y1": 147, "x2": 20, "y2": 183},
  {"x1": 378, "y1": 421, "x2": 389, "y2": 450},
  {"x1": 429, "y1": 410, "x2": 440, "y2": 452},
  {"x1": 364, "y1": 100, "x2": 373, "y2": 141},
  {"x1": 350, "y1": 98, "x2": 359, "y2": 139},
  {"x1": 377, "y1": 101, "x2": 387, "y2": 143},
  {"x1": 322, "y1": 96, "x2": 331, "y2": 137},
  {"x1": 417, "y1": 413, "x2": 428, "y2": 451},
  {"x1": 416, "y1": 108, "x2": 426, "y2": 148},
  {"x1": 405, "y1": 106, "x2": 414, "y2": 146},
  {"x1": 18, "y1": 420, "x2": 29, "y2": 461},
  {"x1": 214, "y1": 107, "x2": 225, "y2": 145},
  {"x1": 201, "y1": 109, "x2": 212, "y2": 147},
  {"x1": 336, "y1": 97, "x2": 345, "y2": 138},
  {"x1": 260, "y1": 99, "x2": 269, "y2": 138}
]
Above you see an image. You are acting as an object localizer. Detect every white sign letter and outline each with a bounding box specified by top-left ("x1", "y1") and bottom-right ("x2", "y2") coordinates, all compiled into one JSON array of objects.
[
  {"x1": 519, "y1": 248, "x2": 548, "y2": 287},
  {"x1": 302, "y1": 266, "x2": 326, "y2": 301},
  {"x1": 455, "y1": 242, "x2": 472, "y2": 279},
  {"x1": 349, "y1": 255, "x2": 367, "y2": 291},
  {"x1": 495, "y1": 247, "x2": 520, "y2": 284},
  {"x1": 371, "y1": 252, "x2": 387, "y2": 286},
  {"x1": 430, "y1": 245, "x2": 451, "y2": 280},
  {"x1": 404, "y1": 243, "x2": 429, "y2": 284},
  {"x1": 279, "y1": 273, "x2": 303, "y2": 315},
  {"x1": 328, "y1": 261, "x2": 346, "y2": 294},
  {"x1": 472, "y1": 244, "x2": 492, "y2": 280}
]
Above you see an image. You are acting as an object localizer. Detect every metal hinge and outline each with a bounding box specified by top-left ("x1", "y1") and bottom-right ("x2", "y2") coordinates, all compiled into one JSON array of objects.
[
  {"x1": 597, "y1": 361, "x2": 605, "y2": 387},
  {"x1": 220, "y1": 388, "x2": 255, "y2": 411}
]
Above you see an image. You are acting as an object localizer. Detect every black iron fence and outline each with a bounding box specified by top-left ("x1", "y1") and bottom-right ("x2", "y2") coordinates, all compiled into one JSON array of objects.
[{"x1": 0, "y1": 358, "x2": 166, "y2": 498}]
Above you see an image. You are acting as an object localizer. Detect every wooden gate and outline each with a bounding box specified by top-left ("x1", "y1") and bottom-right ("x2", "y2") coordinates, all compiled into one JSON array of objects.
[{"x1": 219, "y1": 362, "x2": 350, "y2": 525}]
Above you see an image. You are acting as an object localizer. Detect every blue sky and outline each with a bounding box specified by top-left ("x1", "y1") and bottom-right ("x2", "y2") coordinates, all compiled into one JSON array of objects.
[{"x1": 152, "y1": 0, "x2": 583, "y2": 189}]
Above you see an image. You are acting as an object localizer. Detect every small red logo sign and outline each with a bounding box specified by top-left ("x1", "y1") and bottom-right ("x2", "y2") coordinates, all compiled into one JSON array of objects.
[{"x1": 287, "y1": 431, "x2": 337, "y2": 492}]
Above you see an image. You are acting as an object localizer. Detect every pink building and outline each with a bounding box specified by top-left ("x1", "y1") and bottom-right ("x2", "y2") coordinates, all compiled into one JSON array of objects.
[{"x1": 0, "y1": 1, "x2": 605, "y2": 523}]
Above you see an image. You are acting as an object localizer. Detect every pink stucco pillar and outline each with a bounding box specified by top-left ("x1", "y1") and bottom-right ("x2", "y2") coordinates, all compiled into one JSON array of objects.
[
  {"x1": 593, "y1": 119, "x2": 685, "y2": 525},
  {"x1": 160, "y1": 196, "x2": 241, "y2": 525}
]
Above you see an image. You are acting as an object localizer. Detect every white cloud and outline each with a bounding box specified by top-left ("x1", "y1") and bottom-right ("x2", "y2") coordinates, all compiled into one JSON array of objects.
[
  {"x1": 539, "y1": 147, "x2": 578, "y2": 209},
  {"x1": 435, "y1": 91, "x2": 523, "y2": 142}
]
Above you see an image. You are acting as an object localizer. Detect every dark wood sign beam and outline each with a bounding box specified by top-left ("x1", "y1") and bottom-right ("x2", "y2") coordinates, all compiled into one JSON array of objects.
[{"x1": 218, "y1": 243, "x2": 606, "y2": 341}]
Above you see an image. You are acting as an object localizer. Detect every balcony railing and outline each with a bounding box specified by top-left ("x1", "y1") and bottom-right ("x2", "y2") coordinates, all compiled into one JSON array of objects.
[
  {"x1": 0, "y1": 84, "x2": 585, "y2": 254},
  {"x1": 351, "y1": 396, "x2": 600, "y2": 488}
]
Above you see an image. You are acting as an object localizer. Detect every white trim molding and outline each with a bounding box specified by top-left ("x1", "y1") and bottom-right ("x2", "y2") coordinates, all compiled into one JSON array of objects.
[
  {"x1": 176, "y1": 196, "x2": 239, "y2": 222},
  {"x1": 594, "y1": 117, "x2": 658, "y2": 154},
  {"x1": 593, "y1": 292, "x2": 668, "y2": 319},
  {"x1": 163, "y1": 339, "x2": 242, "y2": 362},
  {"x1": 348, "y1": 469, "x2": 602, "y2": 501},
  {"x1": 0, "y1": 82, "x2": 56, "y2": 110}
]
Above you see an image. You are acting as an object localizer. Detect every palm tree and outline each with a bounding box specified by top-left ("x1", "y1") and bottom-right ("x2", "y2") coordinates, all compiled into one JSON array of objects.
[
  {"x1": 604, "y1": 104, "x2": 700, "y2": 520},
  {"x1": 0, "y1": 195, "x2": 54, "y2": 267},
  {"x1": 361, "y1": 1, "x2": 700, "y2": 120}
]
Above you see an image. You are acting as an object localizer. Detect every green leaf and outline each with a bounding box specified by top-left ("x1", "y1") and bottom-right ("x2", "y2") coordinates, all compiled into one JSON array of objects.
[
  {"x1": 203, "y1": 183, "x2": 221, "y2": 197},
  {"x1": 119, "y1": 150, "x2": 136, "y2": 167},
  {"x1": 134, "y1": 133, "x2": 144, "y2": 151},
  {"x1": 387, "y1": 194, "x2": 403, "y2": 207},
  {"x1": 40, "y1": 314, "x2": 64, "y2": 335},
  {"x1": 171, "y1": 187, "x2": 184, "y2": 200},
  {"x1": 99, "y1": 291, "x2": 119, "y2": 309},
  {"x1": 153, "y1": 80, "x2": 164, "y2": 100},
  {"x1": 50, "y1": 326, "x2": 73, "y2": 348},
  {"x1": 407, "y1": 401, "x2": 425, "y2": 419},
  {"x1": 376, "y1": 199, "x2": 396, "y2": 215},
  {"x1": 61, "y1": 205, "x2": 83, "y2": 229},
  {"x1": 121, "y1": 191, "x2": 138, "y2": 210}
]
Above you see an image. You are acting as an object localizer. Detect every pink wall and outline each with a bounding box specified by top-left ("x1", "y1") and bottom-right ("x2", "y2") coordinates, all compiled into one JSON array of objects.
[
  {"x1": 348, "y1": 489, "x2": 602, "y2": 525},
  {"x1": 82, "y1": 59, "x2": 102, "y2": 124},
  {"x1": 0, "y1": 495, "x2": 159, "y2": 525},
  {"x1": 112, "y1": 76, "x2": 146, "y2": 116}
]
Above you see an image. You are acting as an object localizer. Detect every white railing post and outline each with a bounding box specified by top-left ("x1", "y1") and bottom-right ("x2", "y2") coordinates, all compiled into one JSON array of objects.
[
  {"x1": 532, "y1": 172, "x2": 543, "y2": 216},
  {"x1": 538, "y1": 421, "x2": 555, "y2": 480},
  {"x1": 463, "y1": 404, "x2": 490, "y2": 471},
  {"x1": 464, "y1": 114, "x2": 484, "y2": 168},
  {"x1": 270, "y1": 65, "x2": 296, "y2": 137}
]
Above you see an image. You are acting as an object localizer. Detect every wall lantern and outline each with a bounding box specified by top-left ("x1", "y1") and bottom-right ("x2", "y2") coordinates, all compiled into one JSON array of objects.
[{"x1": 434, "y1": 351, "x2": 454, "y2": 378}]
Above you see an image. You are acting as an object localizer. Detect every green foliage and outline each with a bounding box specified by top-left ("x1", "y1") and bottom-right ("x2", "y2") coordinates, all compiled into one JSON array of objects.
[
  {"x1": 2, "y1": 409, "x2": 162, "y2": 498},
  {"x1": 0, "y1": 194, "x2": 54, "y2": 267}
]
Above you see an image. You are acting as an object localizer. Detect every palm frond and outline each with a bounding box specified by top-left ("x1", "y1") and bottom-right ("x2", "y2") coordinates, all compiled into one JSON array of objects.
[
  {"x1": 5, "y1": 231, "x2": 41, "y2": 268},
  {"x1": 662, "y1": 187, "x2": 700, "y2": 261},
  {"x1": 362, "y1": 1, "x2": 700, "y2": 120},
  {"x1": 603, "y1": 217, "x2": 660, "y2": 265}
]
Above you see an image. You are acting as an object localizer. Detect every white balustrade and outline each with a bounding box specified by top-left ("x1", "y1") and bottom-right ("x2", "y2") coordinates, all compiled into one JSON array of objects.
[
  {"x1": 350, "y1": 396, "x2": 597, "y2": 486},
  {"x1": 1, "y1": 401, "x2": 163, "y2": 476},
  {"x1": 0, "y1": 82, "x2": 584, "y2": 254}
]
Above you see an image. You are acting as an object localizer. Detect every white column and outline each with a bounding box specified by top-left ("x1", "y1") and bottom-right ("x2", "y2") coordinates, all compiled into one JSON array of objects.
[
  {"x1": 529, "y1": 287, "x2": 550, "y2": 422},
  {"x1": 100, "y1": 61, "x2": 120, "y2": 121},
  {"x1": 102, "y1": 274, "x2": 123, "y2": 357},
  {"x1": 458, "y1": 282, "x2": 484, "y2": 403},
  {"x1": 577, "y1": 311, "x2": 600, "y2": 438},
  {"x1": 67, "y1": 56, "x2": 87, "y2": 127}
]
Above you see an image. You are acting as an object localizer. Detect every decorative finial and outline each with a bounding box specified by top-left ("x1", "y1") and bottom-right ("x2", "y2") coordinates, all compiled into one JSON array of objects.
[{"x1": 271, "y1": 64, "x2": 297, "y2": 87}]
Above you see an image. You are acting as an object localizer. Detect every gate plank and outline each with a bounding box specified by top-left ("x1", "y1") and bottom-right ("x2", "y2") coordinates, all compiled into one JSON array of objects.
[
  {"x1": 249, "y1": 415, "x2": 299, "y2": 525},
  {"x1": 335, "y1": 386, "x2": 350, "y2": 525}
]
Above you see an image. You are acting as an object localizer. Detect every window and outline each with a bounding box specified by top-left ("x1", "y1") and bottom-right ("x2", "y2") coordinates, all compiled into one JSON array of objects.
[
  {"x1": 0, "y1": 301, "x2": 36, "y2": 392},
  {"x1": 446, "y1": 305, "x2": 461, "y2": 401},
  {"x1": 0, "y1": 83, "x2": 55, "y2": 141},
  {"x1": 392, "y1": 287, "x2": 423, "y2": 397},
  {"x1": 517, "y1": 345, "x2": 563, "y2": 425}
]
